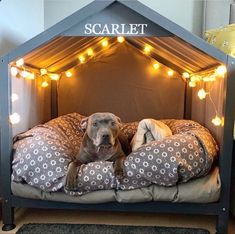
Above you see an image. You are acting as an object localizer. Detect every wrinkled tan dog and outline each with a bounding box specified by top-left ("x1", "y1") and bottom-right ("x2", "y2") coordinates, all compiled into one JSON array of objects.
[{"x1": 65, "y1": 112, "x2": 130, "y2": 191}]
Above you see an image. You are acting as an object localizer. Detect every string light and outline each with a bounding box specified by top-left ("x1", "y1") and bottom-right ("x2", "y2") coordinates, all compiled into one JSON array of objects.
[
  {"x1": 21, "y1": 70, "x2": 29, "y2": 78},
  {"x1": 168, "y1": 70, "x2": 174, "y2": 76},
  {"x1": 9, "y1": 113, "x2": 20, "y2": 124},
  {"x1": 79, "y1": 55, "x2": 85, "y2": 63},
  {"x1": 153, "y1": 63, "x2": 159, "y2": 70},
  {"x1": 49, "y1": 74, "x2": 60, "y2": 80},
  {"x1": 65, "y1": 71, "x2": 72, "y2": 78},
  {"x1": 197, "y1": 88, "x2": 207, "y2": 100},
  {"x1": 202, "y1": 76, "x2": 216, "y2": 82},
  {"x1": 16, "y1": 58, "x2": 24, "y2": 67},
  {"x1": 11, "y1": 93, "x2": 19, "y2": 102},
  {"x1": 182, "y1": 72, "x2": 190, "y2": 79},
  {"x1": 102, "y1": 40, "x2": 108, "y2": 47},
  {"x1": 117, "y1": 36, "x2": 125, "y2": 43},
  {"x1": 87, "y1": 48, "x2": 94, "y2": 56},
  {"x1": 41, "y1": 81, "x2": 49, "y2": 88},
  {"x1": 189, "y1": 81, "x2": 196, "y2": 87},
  {"x1": 25, "y1": 73, "x2": 35, "y2": 80},
  {"x1": 11, "y1": 67, "x2": 18, "y2": 76},
  {"x1": 215, "y1": 65, "x2": 226, "y2": 76},
  {"x1": 212, "y1": 115, "x2": 223, "y2": 126},
  {"x1": 40, "y1": 68, "x2": 47, "y2": 75},
  {"x1": 144, "y1": 45, "x2": 151, "y2": 54}
]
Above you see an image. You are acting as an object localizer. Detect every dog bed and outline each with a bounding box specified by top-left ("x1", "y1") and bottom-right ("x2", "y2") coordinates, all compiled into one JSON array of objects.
[{"x1": 12, "y1": 113, "x2": 218, "y2": 196}]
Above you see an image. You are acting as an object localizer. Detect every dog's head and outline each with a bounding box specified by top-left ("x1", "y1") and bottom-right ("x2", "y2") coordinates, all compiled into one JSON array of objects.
[{"x1": 81, "y1": 112, "x2": 121, "y2": 148}]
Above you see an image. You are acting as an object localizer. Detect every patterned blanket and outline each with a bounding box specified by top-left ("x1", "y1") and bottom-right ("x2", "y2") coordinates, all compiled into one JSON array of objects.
[{"x1": 12, "y1": 113, "x2": 218, "y2": 196}]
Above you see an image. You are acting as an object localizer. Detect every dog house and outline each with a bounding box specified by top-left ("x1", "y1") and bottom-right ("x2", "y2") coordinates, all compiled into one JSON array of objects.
[{"x1": 0, "y1": 0, "x2": 235, "y2": 233}]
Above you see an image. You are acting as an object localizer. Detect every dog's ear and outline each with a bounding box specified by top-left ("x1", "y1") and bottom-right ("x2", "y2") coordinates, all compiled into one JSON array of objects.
[
  {"x1": 116, "y1": 116, "x2": 122, "y2": 124},
  {"x1": 80, "y1": 117, "x2": 88, "y2": 131}
]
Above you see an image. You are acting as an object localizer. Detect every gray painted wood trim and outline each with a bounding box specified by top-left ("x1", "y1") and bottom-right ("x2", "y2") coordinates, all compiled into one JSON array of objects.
[
  {"x1": 218, "y1": 55, "x2": 235, "y2": 213},
  {"x1": 0, "y1": 56, "x2": 14, "y2": 225}
]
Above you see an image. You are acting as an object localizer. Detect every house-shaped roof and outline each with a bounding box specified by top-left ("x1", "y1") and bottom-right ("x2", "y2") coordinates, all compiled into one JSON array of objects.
[{"x1": 3, "y1": 0, "x2": 228, "y2": 74}]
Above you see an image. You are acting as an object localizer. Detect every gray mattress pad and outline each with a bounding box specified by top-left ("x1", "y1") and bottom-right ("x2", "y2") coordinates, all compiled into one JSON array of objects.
[{"x1": 12, "y1": 166, "x2": 220, "y2": 204}]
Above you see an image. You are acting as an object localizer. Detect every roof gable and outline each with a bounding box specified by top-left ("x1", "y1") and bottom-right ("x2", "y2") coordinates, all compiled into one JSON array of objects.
[{"x1": 3, "y1": 0, "x2": 228, "y2": 64}]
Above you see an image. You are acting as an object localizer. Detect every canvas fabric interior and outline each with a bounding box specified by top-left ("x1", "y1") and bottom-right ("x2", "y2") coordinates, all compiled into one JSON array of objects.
[{"x1": 11, "y1": 36, "x2": 225, "y2": 145}]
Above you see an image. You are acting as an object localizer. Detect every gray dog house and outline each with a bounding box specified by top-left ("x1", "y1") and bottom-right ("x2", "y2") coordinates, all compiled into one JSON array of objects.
[{"x1": 1, "y1": 0, "x2": 235, "y2": 233}]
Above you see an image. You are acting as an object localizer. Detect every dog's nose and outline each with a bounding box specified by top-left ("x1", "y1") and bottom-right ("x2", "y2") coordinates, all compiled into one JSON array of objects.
[{"x1": 102, "y1": 134, "x2": 110, "y2": 139}]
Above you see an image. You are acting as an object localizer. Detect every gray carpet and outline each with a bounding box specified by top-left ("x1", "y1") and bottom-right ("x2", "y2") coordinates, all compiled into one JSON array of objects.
[{"x1": 16, "y1": 223, "x2": 210, "y2": 234}]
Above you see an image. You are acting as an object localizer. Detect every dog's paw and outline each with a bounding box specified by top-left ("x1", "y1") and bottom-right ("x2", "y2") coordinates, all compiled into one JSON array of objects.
[
  {"x1": 114, "y1": 166, "x2": 125, "y2": 179},
  {"x1": 65, "y1": 162, "x2": 79, "y2": 191}
]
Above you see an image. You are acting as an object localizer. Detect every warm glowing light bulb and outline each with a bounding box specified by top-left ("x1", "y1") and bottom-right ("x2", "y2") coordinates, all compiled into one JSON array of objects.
[
  {"x1": 102, "y1": 40, "x2": 108, "y2": 47},
  {"x1": 117, "y1": 36, "x2": 125, "y2": 43},
  {"x1": 168, "y1": 70, "x2": 174, "y2": 76},
  {"x1": 40, "y1": 68, "x2": 47, "y2": 75},
  {"x1": 212, "y1": 116, "x2": 222, "y2": 126},
  {"x1": 11, "y1": 67, "x2": 18, "y2": 76},
  {"x1": 182, "y1": 72, "x2": 190, "y2": 79},
  {"x1": 87, "y1": 48, "x2": 94, "y2": 56},
  {"x1": 11, "y1": 93, "x2": 19, "y2": 102},
  {"x1": 215, "y1": 65, "x2": 227, "y2": 76},
  {"x1": 41, "y1": 81, "x2": 49, "y2": 88},
  {"x1": 49, "y1": 74, "x2": 60, "y2": 80},
  {"x1": 79, "y1": 55, "x2": 85, "y2": 63},
  {"x1": 9, "y1": 113, "x2": 20, "y2": 124},
  {"x1": 65, "y1": 71, "x2": 72, "y2": 78},
  {"x1": 197, "y1": 88, "x2": 207, "y2": 100},
  {"x1": 144, "y1": 45, "x2": 151, "y2": 54},
  {"x1": 16, "y1": 58, "x2": 24, "y2": 67},
  {"x1": 21, "y1": 70, "x2": 29, "y2": 78},
  {"x1": 28, "y1": 73, "x2": 35, "y2": 80},
  {"x1": 153, "y1": 63, "x2": 159, "y2": 70},
  {"x1": 189, "y1": 81, "x2": 196, "y2": 87}
]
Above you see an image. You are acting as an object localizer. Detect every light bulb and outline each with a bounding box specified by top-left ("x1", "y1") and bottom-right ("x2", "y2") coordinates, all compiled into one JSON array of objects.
[
  {"x1": 168, "y1": 70, "x2": 174, "y2": 76},
  {"x1": 197, "y1": 88, "x2": 207, "y2": 100},
  {"x1": 153, "y1": 63, "x2": 159, "y2": 70},
  {"x1": 65, "y1": 71, "x2": 72, "y2": 78},
  {"x1": 26, "y1": 73, "x2": 35, "y2": 80},
  {"x1": 212, "y1": 116, "x2": 222, "y2": 126},
  {"x1": 49, "y1": 74, "x2": 60, "y2": 80},
  {"x1": 21, "y1": 70, "x2": 29, "y2": 78},
  {"x1": 203, "y1": 75, "x2": 216, "y2": 82},
  {"x1": 189, "y1": 81, "x2": 196, "y2": 87},
  {"x1": 9, "y1": 113, "x2": 20, "y2": 124},
  {"x1": 16, "y1": 58, "x2": 24, "y2": 67},
  {"x1": 11, "y1": 67, "x2": 18, "y2": 76},
  {"x1": 190, "y1": 75, "x2": 201, "y2": 82},
  {"x1": 117, "y1": 36, "x2": 125, "y2": 43},
  {"x1": 79, "y1": 55, "x2": 85, "y2": 63},
  {"x1": 182, "y1": 72, "x2": 190, "y2": 79},
  {"x1": 11, "y1": 93, "x2": 19, "y2": 102},
  {"x1": 144, "y1": 45, "x2": 151, "y2": 54},
  {"x1": 40, "y1": 68, "x2": 47, "y2": 75},
  {"x1": 87, "y1": 48, "x2": 94, "y2": 56},
  {"x1": 41, "y1": 81, "x2": 49, "y2": 88},
  {"x1": 102, "y1": 40, "x2": 108, "y2": 47},
  {"x1": 215, "y1": 65, "x2": 226, "y2": 76}
]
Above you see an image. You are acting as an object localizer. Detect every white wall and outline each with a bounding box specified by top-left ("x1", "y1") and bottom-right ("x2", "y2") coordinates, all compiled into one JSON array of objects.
[
  {"x1": 0, "y1": 0, "x2": 44, "y2": 57},
  {"x1": 44, "y1": 0, "x2": 203, "y2": 36},
  {"x1": 140, "y1": 0, "x2": 203, "y2": 36}
]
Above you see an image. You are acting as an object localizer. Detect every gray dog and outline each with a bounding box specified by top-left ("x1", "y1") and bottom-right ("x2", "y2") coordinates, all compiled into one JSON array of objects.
[{"x1": 65, "y1": 112, "x2": 130, "y2": 191}]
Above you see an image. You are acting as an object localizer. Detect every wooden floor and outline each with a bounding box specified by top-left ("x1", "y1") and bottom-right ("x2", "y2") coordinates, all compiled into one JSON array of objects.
[{"x1": 0, "y1": 208, "x2": 235, "y2": 234}]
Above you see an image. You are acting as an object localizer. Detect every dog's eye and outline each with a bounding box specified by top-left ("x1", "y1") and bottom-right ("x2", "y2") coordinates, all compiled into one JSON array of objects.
[{"x1": 92, "y1": 122, "x2": 97, "y2": 127}]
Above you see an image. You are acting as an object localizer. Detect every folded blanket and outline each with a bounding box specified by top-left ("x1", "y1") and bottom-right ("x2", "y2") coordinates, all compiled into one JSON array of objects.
[{"x1": 131, "y1": 119, "x2": 172, "y2": 151}]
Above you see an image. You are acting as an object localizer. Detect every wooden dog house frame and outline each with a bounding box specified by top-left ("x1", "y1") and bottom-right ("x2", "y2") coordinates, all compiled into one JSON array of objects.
[{"x1": 1, "y1": 0, "x2": 235, "y2": 233}]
